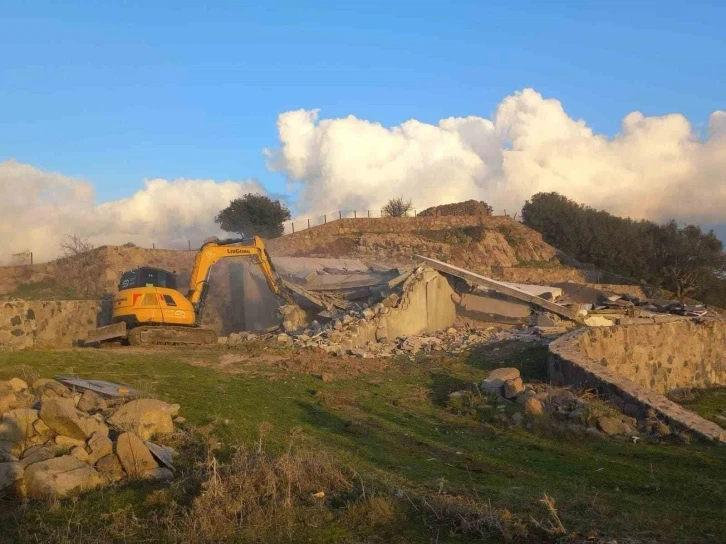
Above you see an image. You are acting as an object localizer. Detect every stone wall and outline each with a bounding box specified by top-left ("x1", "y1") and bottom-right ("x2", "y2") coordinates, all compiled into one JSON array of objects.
[
  {"x1": 0, "y1": 300, "x2": 100, "y2": 351},
  {"x1": 549, "y1": 321, "x2": 726, "y2": 442}
]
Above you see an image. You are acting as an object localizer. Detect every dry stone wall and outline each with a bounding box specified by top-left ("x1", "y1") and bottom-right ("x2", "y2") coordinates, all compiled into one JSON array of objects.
[
  {"x1": 0, "y1": 301, "x2": 99, "y2": 351},
  {"x1": 549, "y1": 321, "x2": 726, "y2": 442}
]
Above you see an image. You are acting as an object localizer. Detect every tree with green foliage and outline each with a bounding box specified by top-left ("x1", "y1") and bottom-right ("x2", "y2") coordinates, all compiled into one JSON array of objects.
[
  {"x1": 215, "y1": 194, "x2": 291, "y2": 239},
  {"x1": 522, "y1": 192, "x2": 726, "y2": 305}
]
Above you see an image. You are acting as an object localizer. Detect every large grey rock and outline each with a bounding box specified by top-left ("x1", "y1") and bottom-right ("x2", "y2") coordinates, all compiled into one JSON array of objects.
[
  {"x1": 76, "y1": 390, "x2": 108, "y2": 413},
  {"x1": 116, "y1": 432, "x2": 158, "y2": 478},
  {"x1": 39, "y1": 397, "x2": 108, "y2": 441},
  {"x1": 480, "y1": 368, "x2": 520, "y2": 394},
  {"x1": 0, "y1": 462, "x2": 23, "y2": 493},
  {"x1": 23, "y1": 455, "x2": 103, "y2": 499},
  {"x1": 0, "y1": 408, "x2": 39, "y2": 444},
  {"x1": 107, "y1": 399, "x2": 175, "y2": 440}
]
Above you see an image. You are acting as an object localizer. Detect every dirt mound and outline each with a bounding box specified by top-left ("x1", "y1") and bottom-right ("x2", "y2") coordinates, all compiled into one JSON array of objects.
[{"x1": 418, "y1": 200, "x2": 493, "y2": 217}]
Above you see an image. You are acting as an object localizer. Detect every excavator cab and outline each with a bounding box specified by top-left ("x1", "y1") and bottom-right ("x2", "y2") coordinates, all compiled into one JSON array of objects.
[{"x1": 118, "y1": 267, "x2": 178, "y2": 292}]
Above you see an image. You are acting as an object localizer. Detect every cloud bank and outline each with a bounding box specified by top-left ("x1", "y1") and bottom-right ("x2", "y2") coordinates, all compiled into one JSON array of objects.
[
  {"x1": 0, "y1": 159, "x2": 265, "y2": 263},
  {"x1": 2, "y1": 87, "x2": 724, "y2": 263},
  {"x1": 266, "y1": 88, "x2": 726, "y2": 225}
]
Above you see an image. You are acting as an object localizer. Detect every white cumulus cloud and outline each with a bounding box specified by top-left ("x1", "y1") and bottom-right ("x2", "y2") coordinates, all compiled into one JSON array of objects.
[
  {"x1": 0, "y1": 159, "x2": 265, "y2": 263},
  {"x1": 266, "y1": 88, "x2": 726, "y2": 226}
]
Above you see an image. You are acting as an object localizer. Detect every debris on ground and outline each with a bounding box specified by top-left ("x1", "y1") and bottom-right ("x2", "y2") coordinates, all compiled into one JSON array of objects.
[
  {"x1": 446, "y1": 369, "x2": 687, "y2": 442},
  {"x1": 0, "y1": 377, "x2": 180, "y2": 500}
]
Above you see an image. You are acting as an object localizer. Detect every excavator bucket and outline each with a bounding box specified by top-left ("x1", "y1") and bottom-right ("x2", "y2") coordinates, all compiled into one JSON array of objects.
[{"x1": 85, "y1": 321, "x2": 127, "y2": 345}]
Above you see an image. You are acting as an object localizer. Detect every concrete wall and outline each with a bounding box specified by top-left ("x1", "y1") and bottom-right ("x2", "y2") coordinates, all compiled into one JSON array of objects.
[
  {"x1": 342, "y1": 269, "x2": 456, "y2": 348},
  {"x1": 0, "y1": 300, "x2": 100, "y2": 351},
  {"x1": 549, "y1": 321, "x2": 726, "y2": 442}
]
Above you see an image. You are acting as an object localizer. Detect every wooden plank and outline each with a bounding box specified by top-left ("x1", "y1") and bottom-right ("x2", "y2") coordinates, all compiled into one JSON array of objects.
[{"x1": 414, "y1": 255, "x2": 580, "y2": 321}]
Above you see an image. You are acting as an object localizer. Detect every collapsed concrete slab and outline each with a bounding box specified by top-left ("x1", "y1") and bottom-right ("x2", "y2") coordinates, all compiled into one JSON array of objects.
[
  {"x1": 457, "y1": 293, "x2": 532, "y2": 324},
  {"x1": 414, "y1": 255, "x2": 580, "y2": 322}
]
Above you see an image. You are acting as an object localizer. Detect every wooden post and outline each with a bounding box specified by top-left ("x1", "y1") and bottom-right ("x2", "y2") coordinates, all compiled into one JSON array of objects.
[
  {"x1": 307, "y1": 218, "x2": 310, "y2": 229},
  {"x1": 339, "y1": 211, "x2": 342, "y2": 220},
  {"x1": 368, "y1": 210, "x2": 370, "y2": 218},
  {"x1": 324, "y1": 214, "x2": 327, "y2": 224},
  {"x1": 292, "y1": 223, "x2": 295, "y2": 233},
  {"x1": 354, "y1": 210, "x2": 356, "y2": 218},
  {"x1": 30, "y1": 252, "x2": 33, "y2": 265}
]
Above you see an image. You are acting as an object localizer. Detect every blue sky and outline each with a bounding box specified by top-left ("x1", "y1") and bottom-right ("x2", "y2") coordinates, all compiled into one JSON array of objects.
[{"x1": 1, "y1": 1, "x2": 724, "y2": 224}]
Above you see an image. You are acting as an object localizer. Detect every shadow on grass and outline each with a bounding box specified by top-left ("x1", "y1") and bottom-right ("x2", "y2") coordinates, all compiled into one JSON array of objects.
[{"x1": 467, "y1": 340, "x2": 550, "y2": 382}]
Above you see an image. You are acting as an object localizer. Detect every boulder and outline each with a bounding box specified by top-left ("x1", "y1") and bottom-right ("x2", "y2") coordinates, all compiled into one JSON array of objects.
[
  {"x1": 0, "y1": 440, "x2": 23, "y2": 459},
  {"x1": 0, "y1": 408, "x2": 39, "y2": 444},
  {"x1": 39, "y1": 397, "x2": 108, "y2": 441},
  {"x1": 503, "y1": 378, "x2": 525, "y2": 399},
  {"x1": 95, "y1": 454, "x2": 124, "y2": 483},
  {"x1": 107, "y1": 399, "x2": 175, "y2": 440},
  {"x1": 523, "y1": 398, "x2": 544, "y2": 416},
  {"x1": 515, "y1": 390, "x2": 537, "y2": 405},
  {"x1": 2, "y1": 378, "x2": 28, "y2": 393},
  {"x1": 0, "y1": 462, "x2": 23, "y2": 493},
  {"x1": 70, "y1": 446, "x2": 90, "y2": 462},
  {"x1": 32, "y1": 379, "x2": 71, "y2": 398},
  {"x1": 23, "y1": 455, "x2": 103, "y2": 500},
  {"x1": 597, "y1": 416, "x2": 636, "y2": 436},
  {"x1": 140, "y1": 467, "x2": 174, "y2": 482},
  {"x1": 20, "y1": 446, "x2": 56, "y2": 468},
  {"x1": 55, "y1": 435, "x2": 86, "y2": 449},
  {"x1": 87, "y1": 432, "x2": 113, "y2": 465},
  {"x1": 33, "y1": 418, "x2": 54, "y2": 438},
  {"x1": 480, "y1": 368, "x2": 520, "y2": 394},
  {"x1": 116, "y1": 432, "x2": 158, "y2": 478},
  {"x1": 0, "y1": 391, "x2": 17, "y2": 416},
  {"x1": 77, "y1": 390, "x2": 108, "y2": 413}
]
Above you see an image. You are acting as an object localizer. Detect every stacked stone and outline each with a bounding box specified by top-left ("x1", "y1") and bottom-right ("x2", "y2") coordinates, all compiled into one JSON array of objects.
[{"x1": 0, "y1": 377, "x2": 181, "y2": 500}]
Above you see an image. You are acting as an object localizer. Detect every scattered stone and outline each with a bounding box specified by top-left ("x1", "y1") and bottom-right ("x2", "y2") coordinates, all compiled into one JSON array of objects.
[
  {"x1": 107, "y1": 399, "x2": 175, "y2": 440},
  {"x1": 32, "y1": 379, "x2": 71, "y2": 398},
  {"x1": 0, "y1": 391, "x2": 17, "y2": 415},
  {"x1": 511, "y1": 412, "x2": 524, "y2": 425},
  {"x1": 71, "y1": 446, "x2": 90, "y2": 462},
  {"x1": 652, "y1": 421, "x2": 672, "y2": 437},
  {"x1": 0, "y1": 408, "x2": 39, "y2": 443},
  {"x1": 33, "y1": 418, "x2": 54, "y2": 438},
  {"x1": 116, "y1": 432, "x2": 158, "y2": 478},
  {"x1": 597, "y1": 416, "x2": 636, "y2": 436},
  {"x1": 584, "y1": 316, "x2": 614, "y2": 327},
  {"x1": 362, "y1": 308, "x2": 375, "y2": 320},
  {"x1": 0, "y1": 462, "x2": 23, "y2": 492},
  {"x1": 20, "y1": 446, "x2": 55, "y2": 468},
  {"x1": 480, "y1": 368, "x2": 520, "y2": 393},
  {"x1": 77, "y1": 390, "x2": 108, "y2": 413},
  {"x1": 173, "y1": 416, "x2": 186, "y2": 424},
  {"x1": 140, "y1": 467, "x2": 174, "y2": 482},
  {"x1": 0, "y1": 440, "x2": 23, "y2": 459},
  {"x1": 23, "y1": 455, "x2": 103, "y2": 500},
  {"x1": 523, "y1": 397, "x2": 544, "y2": 416},
  {"x1": 87, "y1": 433, "x2": 113, "y2": 465},
  {"x1": 319, "y1": 373, "x2": 333, "y2": 383},
  {"x1": 503, "y1": 377, "x2": 525, "y2": 399},
  {"x1": 40, "y1": 397, "x2": 108, "y2": 441},
  {"x1": 95, "y1": 454, "x2": 124, "y2": 483},
  {"x1": 2, "y1": 378, "x2": 28, "y2": 393},
  {"x1": 55, "y1": 435, "x2": 86, "y2": 449}
]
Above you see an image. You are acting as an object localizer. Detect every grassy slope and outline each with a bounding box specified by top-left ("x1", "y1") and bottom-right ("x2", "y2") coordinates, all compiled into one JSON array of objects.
[{"x1": 1, "y1": 342, "x2": 725, "y2": 543}]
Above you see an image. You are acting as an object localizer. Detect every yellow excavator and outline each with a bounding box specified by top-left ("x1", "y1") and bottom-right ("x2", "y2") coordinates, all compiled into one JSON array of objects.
[{"x1": 86, "y1": 236, "x2": 294, "y2": 346}]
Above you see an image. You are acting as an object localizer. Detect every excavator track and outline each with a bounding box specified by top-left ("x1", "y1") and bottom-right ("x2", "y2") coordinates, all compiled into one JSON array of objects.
[{"x1": 127, "y1": 326, "x2": 217, "y2": 346}]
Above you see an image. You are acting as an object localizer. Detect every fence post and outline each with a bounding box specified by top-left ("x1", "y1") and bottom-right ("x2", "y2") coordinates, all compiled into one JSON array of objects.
[
  {"x1": 307, "y1": 218, "x2": 310, "y2": 229},
  {"x1": 188, "y1": 240, "x2": 191, "y2": 250},
  {"x1": 354, "y1": 210, "x2": 356, "y2": 218},
  {"x1": 368, "y1": 210, "x2": 370, "y2": 218},
  {"x1": 324, "y1": 214, "x2": 327, "y2": 224},
  {"x1": 414, "y1": 209, "x2": 417, "y2": 217},
  {"x1": 153, "y1": 243, "x2": 155, "y2": 249},
  {"x1": 292, "y1": 223, "x2": 295, "y2": 233},
  {"x1": 30, "y1": 252, "x2": 33, "y2": 265},
  {"x1": 339, "y1": 211, "x2": 342, "y2": 220}
]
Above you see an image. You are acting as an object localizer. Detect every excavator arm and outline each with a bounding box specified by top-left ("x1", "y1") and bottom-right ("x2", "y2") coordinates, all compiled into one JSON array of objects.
[{"x1": 187, "y1": 236, "x2": 291, "y2": 323}]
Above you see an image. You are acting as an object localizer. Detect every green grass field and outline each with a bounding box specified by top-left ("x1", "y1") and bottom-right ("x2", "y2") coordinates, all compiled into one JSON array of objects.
[{"x1": 1, "y1": 340, "x2": 724, "y2": 543}]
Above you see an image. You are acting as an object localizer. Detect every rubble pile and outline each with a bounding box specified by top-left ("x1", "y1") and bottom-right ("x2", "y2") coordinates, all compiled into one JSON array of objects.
[
  {"x1": 449, "y1": 368, "x2": 688, "y2": 442},
  {"x1": 0, "y1": 377, "x2": 181, "y2": 500}
]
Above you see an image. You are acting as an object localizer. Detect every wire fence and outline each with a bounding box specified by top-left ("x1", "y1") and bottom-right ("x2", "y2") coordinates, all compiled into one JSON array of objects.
[
  {"x1": 282, "y1": 208, "x2": 428, "y2": 235},
  {"x1": 0, "y1": 250, "x2": 34, "y2": 266}
]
